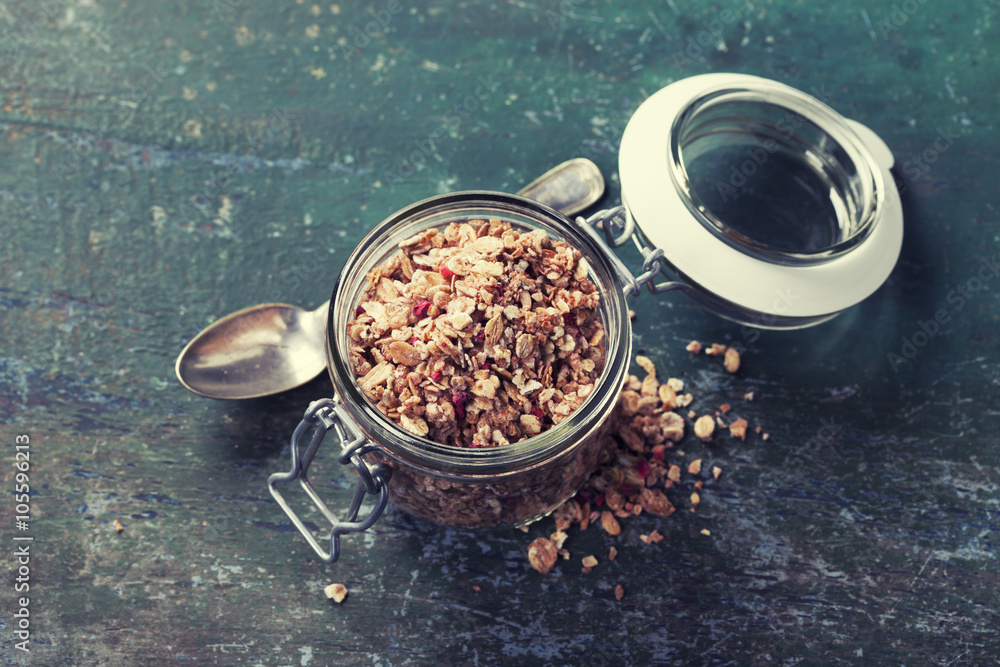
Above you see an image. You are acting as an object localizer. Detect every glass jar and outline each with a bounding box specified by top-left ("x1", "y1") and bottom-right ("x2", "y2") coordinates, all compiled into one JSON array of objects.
[
  {"x1": 268, "y1": 192, "x2": 633, "y2": 561},
  {"x1": 330, "y1": 193, "x2": 631, "y2": 527}
]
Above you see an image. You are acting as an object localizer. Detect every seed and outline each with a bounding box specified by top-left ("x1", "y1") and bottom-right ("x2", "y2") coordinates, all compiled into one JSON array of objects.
[
  {"x1": 724, "y1": 347, "x2": 740, "y2": 373},
  {"x1": 694, "y1": 415, "x2": 715, "y2": 441},
  {"x1": 600, "y1": 511, "x2": 621, "y2": 536}
]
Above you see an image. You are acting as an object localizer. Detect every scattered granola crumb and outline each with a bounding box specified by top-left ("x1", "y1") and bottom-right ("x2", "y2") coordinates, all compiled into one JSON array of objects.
[
  {"x1": 518, "y1": 525, "x2": 530, "y2": 533},
  {"x1": 550, "y1": 530, "x2": 568, "y2": 549},
  {"x1": 694, "y1": 415, "x2": 715, "y2": 441},
  {"x1": 724, "y1": 347, "x2": 740, "y2": 373},
  {"x1": 639, "y1": 529, "x2": 664, "y2": 544},
  {"x1": 615, "y1": 584, "x2": 625, "y2": 600},
  {"x1": 113, "y1": 520, "x2": 125, "y2": 534},
  {"x1": 601, "y1": 511, "x2": 622, "y2": 536},
  {"x1": 688, "y1": 458, "x2": 702, "y2": 475},
  {"x1": 473, "y1": 585, "x2": 481, "y2": 591},
  {"x1": 528, "y1": 537, "x2": 559, "y2": 574},
  {"x1": 667, "y1": 464, "x2": 682, "y2": 483},
  {"x1": 685, "y1": 340, "x2": 702, "y2": 354},
  {"x1": 609, "y1": 546, "x2": 618, "y2": 561},
  {"x1": 744, "y1": 391, "x2": 754, "y2": 401},
  {"x1": 688, "y1": 409, "x2": 697, "y2": 419},
  {"x1": 719, "y1": 403, "x2": 731, "y2": 414},
  {"x1": 690, "y1": 492, "x2": 701, "y2": 508},
  {"x1": 582, "y1": 555, "x2": 599, "y2": 568},
  {"x1": 324, "y1": 583, "x2": 348, "y2": 603},
  {"x1": 700, "y1": 528, "x2": 711, "y2": 536},
  {"x1": 762, "y1": 433, "x2": 770, "y2": 440},
  {"x1": 712, "y1": 465, "x2": 722, "y2": 480},
  {"x1": 628, "y1": 309, "x2": 636, "y2": 320},
  {"x1": 705, "y1": 343, "x2": 727, "y2": 356},
  {"x1": 559, "y1": 549, "x2": 570, "y2": 560},
  {"x1": 729, "y1": 418, "x2": 748, "y2": 441}
]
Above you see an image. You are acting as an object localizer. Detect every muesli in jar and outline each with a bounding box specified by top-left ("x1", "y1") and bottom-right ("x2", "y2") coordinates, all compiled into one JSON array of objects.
[{"x1": 346, "y1": 218, "x2": 606, "y2": 449}]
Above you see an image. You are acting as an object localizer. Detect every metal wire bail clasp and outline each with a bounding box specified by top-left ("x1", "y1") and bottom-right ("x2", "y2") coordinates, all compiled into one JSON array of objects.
[
  {"x1": 576, "y1": 206, "x2": 685, "y2": 299},
  {"x1": 267, "y1": 398, "x2": 392, "y2": 563}
]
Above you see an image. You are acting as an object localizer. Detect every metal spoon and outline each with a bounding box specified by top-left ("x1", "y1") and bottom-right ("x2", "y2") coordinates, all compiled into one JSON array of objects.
[{"x1": 175, "y1": 158, "x2": 605, "y2": 400}]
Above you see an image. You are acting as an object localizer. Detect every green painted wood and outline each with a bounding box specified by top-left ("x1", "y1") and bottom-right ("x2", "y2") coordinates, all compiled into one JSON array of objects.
[{"x1": 1, "y1": 0, "x2": 998, "y2": 664}]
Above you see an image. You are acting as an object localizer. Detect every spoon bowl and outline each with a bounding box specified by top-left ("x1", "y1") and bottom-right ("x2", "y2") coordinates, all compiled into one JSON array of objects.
[{"x1": 176, "y1": 302, "x2": 328, "y2": 399}]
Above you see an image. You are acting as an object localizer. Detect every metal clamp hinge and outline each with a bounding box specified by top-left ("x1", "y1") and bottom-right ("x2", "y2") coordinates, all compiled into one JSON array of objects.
[
  {"x1": 267, "y1": 398, "x2": 392, "y2": 563},
  {"x1": 576, "y1": 206, "x2": 684, "y2": 298}
]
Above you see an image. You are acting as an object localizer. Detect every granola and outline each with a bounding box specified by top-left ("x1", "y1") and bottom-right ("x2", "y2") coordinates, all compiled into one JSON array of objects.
[
  {"x1": 528, "y1": 537, "x2": 559, "y2": 574},
  {"x1": 324, "y1": 583, "x2": 348, "y2": 603},
  {"x1": 347, "y1": 219, "x2": 606, "y2": 449}
]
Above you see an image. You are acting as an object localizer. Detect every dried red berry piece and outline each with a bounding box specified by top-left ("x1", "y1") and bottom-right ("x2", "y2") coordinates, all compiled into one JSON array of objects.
[
  {"x1": 530, "y1": 405, "x2": 544, "y2": 420},
  {"x1": 636, "y1": 459, "x2": 651, "y2": 479},
  {"x1": 452, "y1": 390, "x2": 471, "y2": 420},
  {"x1": 473, "y1": 332, "x2": 485, "y2": 343},
  {"x1": 410, "y1": 336, "x2": 420, "y2": 345},
  {"x1": 594, "y1": 493, "x2": 605, "y2": 507},
  {"x1": 431, "y1": 370, "x2": 442, "y2": 382},
  {"x1": 355, "y1": 305, "x2": 366, "y2": 317},
  {"x1": 412, "y1": 299, "x2": 432, "y2": 319},
  {"x1": 439, "y1": 265, "x2": 455, "y2": 278},
  {"x1": 481, "y1": 362, "x2": 490, "y2": 370}
]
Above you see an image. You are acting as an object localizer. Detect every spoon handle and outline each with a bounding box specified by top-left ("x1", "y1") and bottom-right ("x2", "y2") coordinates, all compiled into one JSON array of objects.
[{"x1": 517, "y1": 157, "x2": 605, "y2": 216}]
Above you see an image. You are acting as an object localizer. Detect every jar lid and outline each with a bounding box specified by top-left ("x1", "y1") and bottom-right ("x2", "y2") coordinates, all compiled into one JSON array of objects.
[{"x1": 618, "y1": 73, "x2": 903, "y2": 320}]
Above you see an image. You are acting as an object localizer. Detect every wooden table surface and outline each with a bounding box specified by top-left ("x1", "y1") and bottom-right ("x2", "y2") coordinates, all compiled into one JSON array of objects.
[{"x1": 2, "y1": 0, "x2": 998, "y2": 664}]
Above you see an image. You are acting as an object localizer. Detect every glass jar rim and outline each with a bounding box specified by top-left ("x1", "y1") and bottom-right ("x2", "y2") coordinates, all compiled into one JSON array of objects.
[
  {"x1": 325, "y1": 191, "x2": 631, "y2": 479},
  {"x1": 670, "y1": 86, "x2": 882, "y2": 266}
]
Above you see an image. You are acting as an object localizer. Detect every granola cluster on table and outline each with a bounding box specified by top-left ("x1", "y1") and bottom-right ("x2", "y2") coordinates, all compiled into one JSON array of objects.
[{"x1": 347, "y1": 218, "x2": 606, "y2": 448}]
